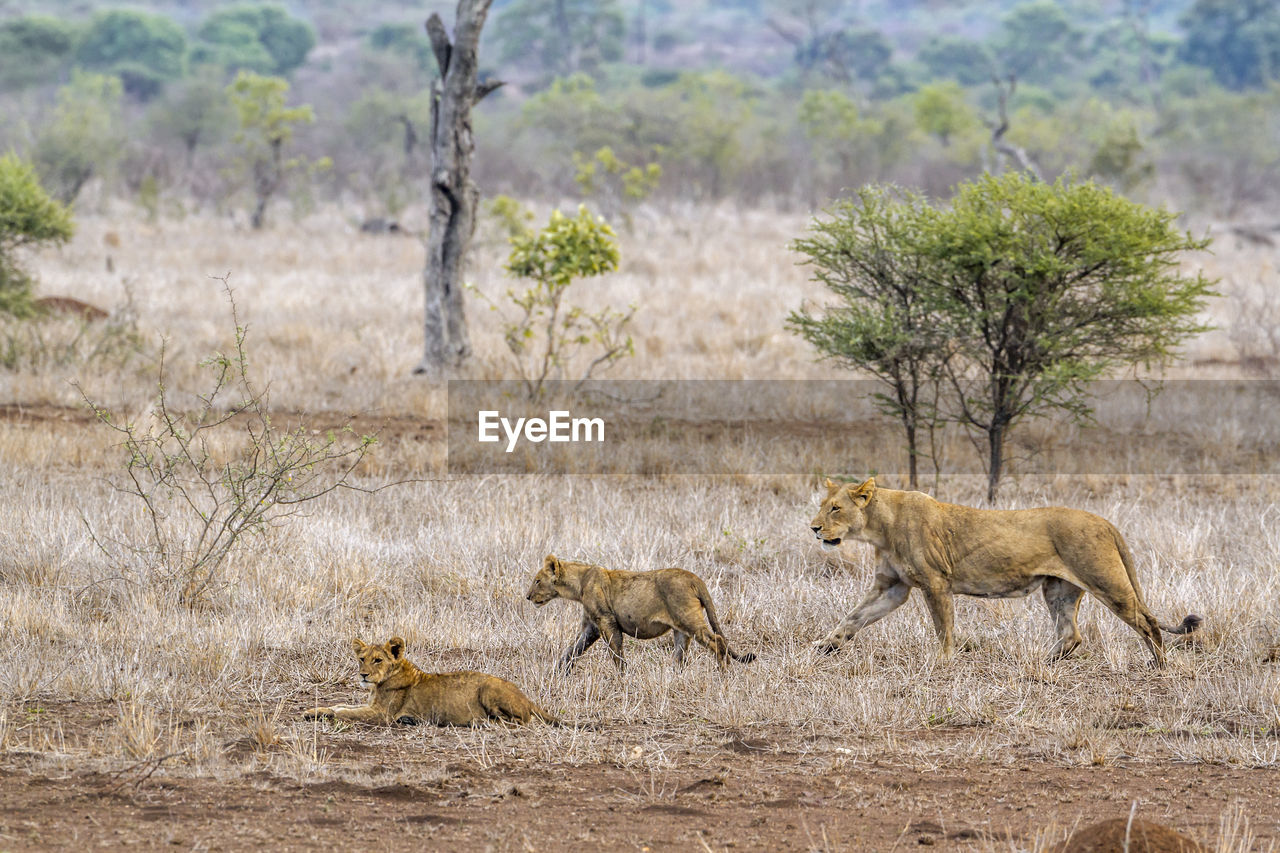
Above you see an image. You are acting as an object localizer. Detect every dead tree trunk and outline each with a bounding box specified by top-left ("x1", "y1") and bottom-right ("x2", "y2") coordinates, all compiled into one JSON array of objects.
[
  {"x1": 415, "y1": 1, "x2": 502, "y2": 376},
  {"x1": 987, "y1": 74, "x2": 1044, "y2": 182}
]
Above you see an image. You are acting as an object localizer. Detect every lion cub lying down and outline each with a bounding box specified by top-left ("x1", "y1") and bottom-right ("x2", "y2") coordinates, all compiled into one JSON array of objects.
[
  {"x1": 526, "y1": 555, "x2": 756, "y2": 673},
  {"x1": 302, "y1": 637, "x2": 559, "y2": 726}
]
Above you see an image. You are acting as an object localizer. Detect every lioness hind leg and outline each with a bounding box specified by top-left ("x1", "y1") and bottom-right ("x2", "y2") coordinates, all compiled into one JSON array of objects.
[
  {"x1": 918, "y1": 585, "x2": 956, "y2": 660},
  {"x1": 690, "y1": 626, "x2": 729, "y2": 669},
  {"x1": 1116, "y1": 609, "x2": 1166, "y2": 668},
  {"x1": 1079, "y1": 575, "x2": 1167, "y2": 667},
  {"x1": 671, "y1": 631, "x2": 691, "y2": 665},
  {"x1": 1042, "y1": 578, "x2": 1085, "y2": 661}
]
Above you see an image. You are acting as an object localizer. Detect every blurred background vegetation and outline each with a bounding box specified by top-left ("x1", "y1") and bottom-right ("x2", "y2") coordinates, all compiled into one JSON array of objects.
[{"x1": 0, "y1": 0, "x2": 1276, "y2": 220}]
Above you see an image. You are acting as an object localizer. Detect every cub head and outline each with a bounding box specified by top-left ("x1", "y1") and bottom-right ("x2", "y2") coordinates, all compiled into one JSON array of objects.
[
  {"x1": 350, "y1": 636, "x2": 406, "y2": 685},
  {"x1": 525, "y1": 554, "x2": 565, "y2": 607},
  {"x1": 810, "y1": 477, "x2": 876, "y2": 550}
]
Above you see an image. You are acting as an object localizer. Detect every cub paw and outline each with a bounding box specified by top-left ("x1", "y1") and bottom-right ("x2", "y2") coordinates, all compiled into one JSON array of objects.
[{"x1": 302, "y1": 708, "x2": 333, "y2": 720}]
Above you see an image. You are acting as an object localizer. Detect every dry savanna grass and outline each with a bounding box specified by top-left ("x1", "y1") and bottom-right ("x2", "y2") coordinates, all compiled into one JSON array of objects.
[{"x1": 1, "y1": 201, "x2": 1278, "y2": 849}]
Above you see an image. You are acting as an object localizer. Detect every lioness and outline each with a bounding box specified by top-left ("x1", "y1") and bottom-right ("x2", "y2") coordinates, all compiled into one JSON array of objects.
[
  {"x1": 525, "y1": 555, "x2": 756, "y2": 673},
  {"x1": 302, "y1": 637, "x2": 559, "y2": 726},
  {"x1": 811, "y1": 478, "x2": 1201, "y2": 667}
]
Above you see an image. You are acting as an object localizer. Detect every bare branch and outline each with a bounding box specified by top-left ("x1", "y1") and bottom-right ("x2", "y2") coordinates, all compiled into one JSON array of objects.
[
  {"x1": 987, "y1": 74, "x2": 1044, "y2": 182},
  {"x1": 475, "y1": 79, "x2": 505, "y2": 101},
  {"x1": 425, "y1": 13, "x2": 452, "y2": 78},
  {"x1": 77, "y1": 281, "x2": 429, "y2": 605}
]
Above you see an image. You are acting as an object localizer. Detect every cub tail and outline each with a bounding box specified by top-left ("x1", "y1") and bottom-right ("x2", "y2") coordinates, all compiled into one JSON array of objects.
[
  {"x1": 531, "y1": 705, "x2": 563, "y2": 726},
  {"x1": 695, "y1": 579, "x2": 756, "y2": 664}
]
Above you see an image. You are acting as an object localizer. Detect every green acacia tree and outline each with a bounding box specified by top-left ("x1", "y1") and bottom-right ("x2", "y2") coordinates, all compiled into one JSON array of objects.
[
  {"x1": 916, "y1": 35, "x2": 993, "y2": 86},
  {"x1": 33, "y1": 72, "x2": 125, "y2": 205},
  {"x1": 789, "y1": 175, "x2": 1215, "y2": 500},
  {"x1": 0, "y1": 153, "x2": 74, "y2": 317},
  {"x1": 193, "y1": 4, "x2": 316, "y2": 77},
  {"x1": 491, "y1": 0, "x2": 624, "y2": 79},
  {"x1": 501, "y1": 206, "x2": 630, "y2": 399},
  {"x1": 929, "y1": 172, "x2": 1215, "y2": 501},
  {"x1": 226, "y1": 71, "x2": 328, "y2": 229},
  {"x1": 1180, "y1": 0, "x2": 1280, "y2": 90},
  {"x1": 76, "y1": 9, "x2": 187, "y2": 100},
  {"x1": 995, "y1": 0, "x2": 1082, "y2": 85},
  {"x1": 149, "y1": 68, "x2": 236, "y2": 166},
  {"x1": 573, "y1": 146, "x2": 662, "y2": 226},
  {"x1": 798, "y1": 88, "x2": 865, "y2": 184},
  {"x1": 0, "y1": 16, "x2": 78, "y2": 90},
  {"x1": 912, "y1": 82, "x2": 979, "y2": 147},
  {"x1": 787, "y1": 187, "x2": 949, "y2": 490}
]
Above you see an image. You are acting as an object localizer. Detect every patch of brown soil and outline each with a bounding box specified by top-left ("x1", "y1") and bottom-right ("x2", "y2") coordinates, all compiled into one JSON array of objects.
[{"x1": 2, "y1": 752, "x2": 1277, "y2": 851}]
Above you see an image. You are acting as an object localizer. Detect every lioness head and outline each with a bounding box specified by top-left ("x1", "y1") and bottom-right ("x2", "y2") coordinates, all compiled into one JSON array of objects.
[
  {"x1": 811, "y1": 477, "x2": 876, "y2": 550},
  {"x1": 350, "y1": 636, "x2": 406, "y2": 685},
  {"x1": 526, "y1": 554, "x2": 565, "y2": 606}
]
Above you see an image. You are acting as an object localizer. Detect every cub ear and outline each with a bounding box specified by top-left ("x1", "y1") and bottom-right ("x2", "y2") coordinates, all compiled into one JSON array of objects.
[
  {"x1": 387, "y1": 636, "x2": 406, "y2": 659},
  {"x1": 543, "y1": 554, "x2": 560, "y2": 576},
  {"x1": 351, "y1": 638, "x2": 366, "y2": 654},
  {"x1": 848, "y1": 477, "x2": 876, "y2": 507}
]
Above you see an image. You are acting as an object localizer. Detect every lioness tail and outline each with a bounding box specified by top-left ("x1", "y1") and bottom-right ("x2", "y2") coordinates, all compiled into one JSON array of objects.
[
  {"x1": 1161, "y1": 614, "x2": 1203, "y2": 635},
  {"x1": 1112, "y1": 526, "x2": 1203, "y2": 639}
]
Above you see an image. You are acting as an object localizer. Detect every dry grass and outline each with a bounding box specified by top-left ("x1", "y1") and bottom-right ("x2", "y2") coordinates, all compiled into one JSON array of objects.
[
  {"x1": 6, "y1": 200, "x2": 832, "y2": 416},
  {"x1": 1, "y1": 201, "x2": 1278, "y2": 846}
]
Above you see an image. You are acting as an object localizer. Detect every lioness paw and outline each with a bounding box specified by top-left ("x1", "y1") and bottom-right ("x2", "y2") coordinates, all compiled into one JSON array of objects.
[
  {"x1": 302, "y1": 707, "x2": 333, "y2": 720},
  {"x1": 814, "y1": 639, "x2": 842, "y2": 655}
]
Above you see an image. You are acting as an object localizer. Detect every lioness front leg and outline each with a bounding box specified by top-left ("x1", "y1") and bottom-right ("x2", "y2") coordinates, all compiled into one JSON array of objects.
[
  {"x1": 918, "y1": 584, "x2": 956, "y2": 660},
  {"x1": 817, "y1": 574, "x2": 910, "y2": 654},
  {"x1": 558, "y1": 619, "x2": 601, "y2": 675}
]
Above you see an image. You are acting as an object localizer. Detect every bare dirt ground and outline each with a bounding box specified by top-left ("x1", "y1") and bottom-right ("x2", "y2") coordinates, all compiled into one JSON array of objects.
[{"x1": 5, "y1": 706, "x2": 1278, "y2": 852}]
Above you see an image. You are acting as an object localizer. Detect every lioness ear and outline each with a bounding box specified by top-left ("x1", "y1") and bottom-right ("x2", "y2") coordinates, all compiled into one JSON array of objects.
[
  {"x1": 387, "y1": 636, "x2": 406, "y2": 659},
  {"x1": 849, "y1": 477, "x2": 876, "y2": 507},
  {"x1": 824, "y1": 477, "x2": 839, "y2": 495}
]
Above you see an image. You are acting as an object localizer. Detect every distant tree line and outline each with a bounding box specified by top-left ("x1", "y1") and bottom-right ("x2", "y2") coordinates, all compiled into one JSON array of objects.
[
  {"x1": 0, "y1": 5, "x2": 315, "y2": 98},
  {"x1": 0, "y1": 0, "x2": 1277, "y2": 219}
]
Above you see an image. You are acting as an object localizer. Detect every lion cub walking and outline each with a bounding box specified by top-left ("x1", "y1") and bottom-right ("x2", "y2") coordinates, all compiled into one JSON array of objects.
[
  {"x1": 302, "y1": 637, "x2": 559, "y2": 726},
  {"x1": 526, "y1": 555, "x2": 756, "y2": 673}
]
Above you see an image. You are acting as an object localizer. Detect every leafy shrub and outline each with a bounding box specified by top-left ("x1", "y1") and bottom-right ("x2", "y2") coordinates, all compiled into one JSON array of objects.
[
  {"x1": 497, "y1": 206, "x2": 632, "y2": 398},
  {"x1": 0, "y1": 153, "x2": 73, "y2": 317}
]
